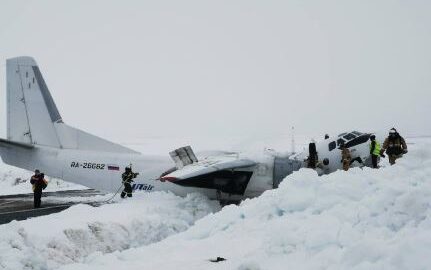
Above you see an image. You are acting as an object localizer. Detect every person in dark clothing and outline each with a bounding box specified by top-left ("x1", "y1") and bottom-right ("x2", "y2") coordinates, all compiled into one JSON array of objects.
[
  {"x1": 382, "y1": 128, "x2": 408, "y2": 165},
  {"x1": 307, "y1": 142, "x2": 318, "y2": 169},
  {"x1": 30, "y1": 170, "x2": 47, "y2": 208},
  {"x1": 121, "y1": 166, "x2": 139, "y2": 198},
  {"x1": 369, "y1": 135, "x2": 384, "y2": 168}
]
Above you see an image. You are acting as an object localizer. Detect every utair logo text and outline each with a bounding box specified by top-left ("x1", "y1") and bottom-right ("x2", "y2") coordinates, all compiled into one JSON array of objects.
[{"x1": 132, "y1": 183, "x2": 154, "y2": 192}]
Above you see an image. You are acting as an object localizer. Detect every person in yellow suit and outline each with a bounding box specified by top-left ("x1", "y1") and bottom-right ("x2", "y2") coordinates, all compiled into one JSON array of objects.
[{"x1": 369, "y1": 135, "x2": 384, "y2": 168}]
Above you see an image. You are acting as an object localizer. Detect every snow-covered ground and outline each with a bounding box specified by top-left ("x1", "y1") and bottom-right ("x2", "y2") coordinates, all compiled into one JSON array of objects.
[
  {"x1": 0, "y1": 192, "x2": 220, "y2": 270},
  {"x1": 1, "y1": 137, "x2": 431, "y2": 270}
]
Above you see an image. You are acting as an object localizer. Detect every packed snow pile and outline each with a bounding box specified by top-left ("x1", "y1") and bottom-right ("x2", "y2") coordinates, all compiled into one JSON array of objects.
[
  {"x1": 0, "y1": 192, "x2": 220, "y2": 270},
  {"x1": 0, "y1": 161, "x2": 86, "y2": 195},
  {"x1": 57, "y1": 140, "x2": 431, "y2": 270}
]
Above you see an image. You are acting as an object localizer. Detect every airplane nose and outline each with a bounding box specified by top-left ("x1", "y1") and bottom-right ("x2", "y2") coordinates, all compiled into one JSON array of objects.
[{"x1": 160, "y1": 176, "x2": 178, "y2": 182}]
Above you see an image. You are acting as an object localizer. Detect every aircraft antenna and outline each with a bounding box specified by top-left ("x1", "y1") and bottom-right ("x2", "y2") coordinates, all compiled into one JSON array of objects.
[{"x1": 291, "y1": 126, "x2": 296, "y2": 154}]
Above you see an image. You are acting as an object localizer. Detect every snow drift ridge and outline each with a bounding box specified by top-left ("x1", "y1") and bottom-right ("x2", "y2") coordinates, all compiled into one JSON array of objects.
[{"x1": 61, "y1": 140, "x2": 431, "y2": 270}]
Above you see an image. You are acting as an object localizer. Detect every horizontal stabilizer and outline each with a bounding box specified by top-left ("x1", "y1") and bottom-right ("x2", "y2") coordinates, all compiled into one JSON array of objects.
[{"x1": 0, "y1": 138, "x2": 34, "y2": 149}]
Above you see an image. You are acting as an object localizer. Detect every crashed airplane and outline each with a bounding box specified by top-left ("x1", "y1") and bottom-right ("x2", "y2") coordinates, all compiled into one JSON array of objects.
[{"x1": 0, "y1": 57, "x2": 378, "y2": 201}]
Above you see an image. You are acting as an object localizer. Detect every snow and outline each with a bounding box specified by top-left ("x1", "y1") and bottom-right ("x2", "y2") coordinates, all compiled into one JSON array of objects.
[
  {"x1": 0, "y1": 162, "x2": 86, "y2": 195},
  {"x1": 1, "y1": 138, "x2": 431, "y2": 270},
  {"x1": 0, "y1": 192, "x2": 220, "y2": 270}
]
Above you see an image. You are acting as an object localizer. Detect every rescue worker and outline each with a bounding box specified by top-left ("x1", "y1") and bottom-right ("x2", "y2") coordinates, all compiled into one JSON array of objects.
[
  {"x1": 307, "y1": 141, "x2": 318, "y2": 169},
  {"x1": 340, "y1": 143, "x2": 351, "y2": 171},
  {"x1": 369, "y1": 135, "x2": 384, "y2": 168},
  {"x1": 121, "y1": 166, "x2": 139, "y2": 198},
  {"x1": 381, "y1": 128, "x2": 408, "y2": 165},
  {"x1": 30, "y1": 169, "x2": 47, "y2": 208}
]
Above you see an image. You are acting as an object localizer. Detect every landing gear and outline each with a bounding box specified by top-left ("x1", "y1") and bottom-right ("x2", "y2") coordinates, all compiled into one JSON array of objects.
[
  {"x1": 216, "y1": 190, "x2": 222, "y2": 201},
  {"x1": 216, "y1": 190, "x2": 240, "y2": 206}
]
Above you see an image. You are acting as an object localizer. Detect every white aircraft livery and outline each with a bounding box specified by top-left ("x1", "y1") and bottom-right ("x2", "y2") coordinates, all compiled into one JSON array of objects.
[{"x1": 0, "y1": 57, "x2": 379, "y2": 201}]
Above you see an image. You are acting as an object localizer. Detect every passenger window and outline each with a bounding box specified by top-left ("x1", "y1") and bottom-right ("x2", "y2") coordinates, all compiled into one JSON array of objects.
[{"x1": 328, "y1": 141, "x2": 336, "y2": 151}]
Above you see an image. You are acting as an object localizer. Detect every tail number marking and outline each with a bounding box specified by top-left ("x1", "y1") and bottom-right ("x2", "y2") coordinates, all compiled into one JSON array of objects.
[{"x1": 70, "y1": 162, "x2": 106, "y2": 170}]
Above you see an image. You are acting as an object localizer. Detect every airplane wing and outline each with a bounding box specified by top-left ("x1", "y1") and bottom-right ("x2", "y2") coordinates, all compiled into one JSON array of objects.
[
  {"x1": 161, "y1": 154, "x2": 256, "y2": 181},
  {"x1": 160, "y1": 151, "x2": 257, "y2": 195}
]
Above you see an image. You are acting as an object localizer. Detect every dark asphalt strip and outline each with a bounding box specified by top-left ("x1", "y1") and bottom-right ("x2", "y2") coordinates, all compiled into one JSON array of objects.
[
  {"x1": 0, "y1": 204, "x2": 73, "y2": 224},
  {"x1": 0, "y1": 189, "x2": 106, "y2": 225}
]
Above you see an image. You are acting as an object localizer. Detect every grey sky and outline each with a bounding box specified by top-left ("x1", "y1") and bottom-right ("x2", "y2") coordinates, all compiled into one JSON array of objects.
[{"x1": 1, "y1": 0, "x2": 430, "y2": 145}]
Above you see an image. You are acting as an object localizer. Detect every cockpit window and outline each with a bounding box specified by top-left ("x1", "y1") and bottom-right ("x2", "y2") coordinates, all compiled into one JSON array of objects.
[
  {"x1": 352, "y1": 131, "x2": 362, "y2": 136},
  {"x1": 338, "y1": 133, "x2": 347, "y2": 137},
  {"x1": 345, "y1": 134, "x2": 371, "y2": 148},
  {"x1": 343, "y1": 133, "x2": 356, "y2": 140},
  {"x1": 337, "y1": 138, "x2": 345, "y2": 146},
  {"x1": 328, "y1": 141, "x2": 336, "y2": 151}
]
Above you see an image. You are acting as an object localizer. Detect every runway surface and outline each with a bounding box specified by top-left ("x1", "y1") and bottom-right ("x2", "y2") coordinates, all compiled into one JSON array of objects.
[{"x1": 0, "y1": 189, "x2": 105, "y2": 225}]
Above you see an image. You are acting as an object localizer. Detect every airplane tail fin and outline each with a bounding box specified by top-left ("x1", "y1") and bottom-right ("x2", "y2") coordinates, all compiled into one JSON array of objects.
[{"x1": 6, "y1": 56, "x2": 138, "y2": 154}]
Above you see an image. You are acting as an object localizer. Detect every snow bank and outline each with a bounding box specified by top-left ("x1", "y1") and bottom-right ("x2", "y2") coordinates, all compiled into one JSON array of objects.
[
  {"x1": 0, "y1": 192, "x2": 220, "y2": 270},
  {"x1": 60, "y1": 140, "x2": 431, "y2": 270},
  {"x1": 0, "y1": 161, "x2": 86, "y2": 195}
]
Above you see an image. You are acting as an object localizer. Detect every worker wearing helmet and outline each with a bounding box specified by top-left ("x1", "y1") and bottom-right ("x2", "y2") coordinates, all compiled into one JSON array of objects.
[
  {"x1": 340, "y1": 142, "x2": 351, "y2": 171},
  {"x1": 121, "y1": 166, "x2": 139, "y2": 198},
  {"x1": 381, "y1": 128, "x2": 408, "y2": 165}
]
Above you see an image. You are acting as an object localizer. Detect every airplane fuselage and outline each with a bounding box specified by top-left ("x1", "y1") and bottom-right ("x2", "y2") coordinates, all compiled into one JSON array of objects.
[{"x1": 0, "y1": 143, "x2": 255, "y2": 200}]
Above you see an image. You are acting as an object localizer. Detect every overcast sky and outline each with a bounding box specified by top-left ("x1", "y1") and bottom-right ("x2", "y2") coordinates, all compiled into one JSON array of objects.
[{"x1": 0, "y1": 0, "x2": 430, "y2": 146}]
